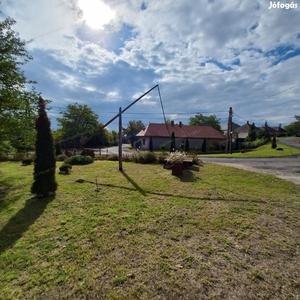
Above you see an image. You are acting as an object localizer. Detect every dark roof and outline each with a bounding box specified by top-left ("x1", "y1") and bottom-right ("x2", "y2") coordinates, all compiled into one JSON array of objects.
[
  {"x1": 261, "y1": 126, "x2": 277, "y2": 134},
  {"x1": 221, "y1": 122, "x2": 240, "y2": 131},
  {"x1": 271, "y1": 127, "x2": 287, "y2": 133},
  {"x1": 136, "y1": 123, "x2": 226, "y2": 139},
  {"x1": 234, "y1": 123, "x2": 251, "y2": 133}
]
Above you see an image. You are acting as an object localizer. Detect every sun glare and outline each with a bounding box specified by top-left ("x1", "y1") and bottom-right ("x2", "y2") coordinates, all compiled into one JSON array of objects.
[{"x1": 78, "y1": 0, "x2": 115, "y2": 30}]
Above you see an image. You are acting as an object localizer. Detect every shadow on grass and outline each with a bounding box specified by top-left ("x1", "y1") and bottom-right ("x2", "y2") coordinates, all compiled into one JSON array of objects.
[
  {"x1": 174, "y1": 168, "x2": 200, "y2": 182},
  {"x1": 0, "y1": 195, "x2": 55, "y2": 254},
  {"x1": 0, "y1": 177, "x2": 20, "y2": 212},
  {"x1": 75, "y1": 179, "x2": 265, "y2": 203},
  {"x1": 120, "y1": 170, "x2": 146, "y2": 196}
]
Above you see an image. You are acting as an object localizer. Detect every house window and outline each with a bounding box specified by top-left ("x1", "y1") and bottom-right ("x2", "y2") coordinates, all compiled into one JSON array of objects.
[{"x1": 143, "y1": 139, "x2": 145, "y2": 145}]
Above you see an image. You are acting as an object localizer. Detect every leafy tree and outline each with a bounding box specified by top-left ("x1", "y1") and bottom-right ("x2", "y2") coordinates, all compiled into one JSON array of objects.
[
  {"x1": 170, "y1": 132, "x2": 176, "y2": 152},
  {"x1": 0, "y1": 16, "x2": 41, "y2": 150},
  {"x1": 122, "y1": 120, "x2": 144, "y2": 147},
  {"x1": 84, "y1": 122, "x2": 111, "y2": 147},
  {"x1": 56, "y1": 103, "x2": 98, "y2": 148},
  {"x1": 189, "y1": 113, "x2": 221, "y2": 132},
  {"x1": 111, "y1": 130, "x2": 118, "y2": 145},
  {"x1": 201, "y1": 137, "x2": 207, "y2": 152},
  {"x1": 31, "y1": 97, "x2": 57, "y2": 197},
  {"x1": 248, "y1": 123, "x2": 256, "y2": 142},
  {"x1": 285, "y1": 115, "x2": 300, "y2": 136}
]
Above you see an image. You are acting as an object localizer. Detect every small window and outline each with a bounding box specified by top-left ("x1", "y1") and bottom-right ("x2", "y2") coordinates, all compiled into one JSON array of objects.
[{"x1": 143, "y1": 139, "x2": 145, "y2": 145}]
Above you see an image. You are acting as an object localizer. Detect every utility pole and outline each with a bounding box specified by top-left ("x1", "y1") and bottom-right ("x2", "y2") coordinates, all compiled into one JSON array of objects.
[
  {"x1": 226, "y1": 107, "x2": 233, "y2": 154},
  {"x1": 229, "y1": 107, "x2": 233, "y2": 154},
  {"x1": 118, "y1": 107, "x2": 123, "y2": 171}
]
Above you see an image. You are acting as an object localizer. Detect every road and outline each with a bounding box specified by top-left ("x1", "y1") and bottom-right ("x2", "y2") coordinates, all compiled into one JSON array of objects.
[
  {"x1": 279, "y1": 136, "x2": 300, "y2": 148},
  {"x1": 90, "y1": 144, "x2": 133, "y2": 156},
  {"x1": 201, "y1": 156, "x2": 300, "y2": 185}
]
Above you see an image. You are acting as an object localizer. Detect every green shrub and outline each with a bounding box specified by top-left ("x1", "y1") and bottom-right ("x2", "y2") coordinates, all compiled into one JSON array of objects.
[
  {"x1": 131, "y1": 153, "x2": 141, "y2": 163},
  {"x1": 22, "y1": 157, "x2": 33, "y2": 165},
  {"x1": 59, "y1": 163, "x2": 72, "y2": 174},
  {"x1": 56, "y1": 154, "x2": 68, "y2": 161},
  {"x1": 107, "y1": 154, "x2": 119, "y2": 161},
  {"x1": 122, "y1": 154, "x2": 132, "y2": 162},
  {"x1": 187, "y1": 155, "x2": 200, "y2": 165},
  {"x1": 158, "y1": 154, "x2": 167, "y2": 164},
  {"x1": 10, "y1": 152, "x2": 25, "y2": 161},
  {"x1": 64, "y1": 155, "x2": 94, "y2": 165},
  {"x1": 140, "y1": 151, "x2": 157, "y2": 164},
  {"x1": 0, "y1": 154, "x2": 9, "y2": 162}
]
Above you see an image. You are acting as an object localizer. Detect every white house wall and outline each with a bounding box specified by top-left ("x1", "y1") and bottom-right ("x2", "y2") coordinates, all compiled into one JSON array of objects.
[{"x1": 140, "y1": 137, "x2": 204, "y2": 151}]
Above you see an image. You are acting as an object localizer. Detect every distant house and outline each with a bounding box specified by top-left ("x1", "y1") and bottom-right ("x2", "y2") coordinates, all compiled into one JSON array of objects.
[
  {"x1": 271, "y1": 124, "x2": 287, "y2": 137},
  {"x1": 136, "y1": 121, "x2": 226, "y2": 151},
  {"x1": 221, "y1": 122, "x2": 240, "y2": 136},
  {"x1": 234, "y1": 121, "x2": 259, "y2": 142}
]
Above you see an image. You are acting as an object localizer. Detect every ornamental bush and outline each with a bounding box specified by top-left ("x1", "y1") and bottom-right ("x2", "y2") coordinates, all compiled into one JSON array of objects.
[
  {"x1": 22, "y1": 157, "x2": 33, "y2": 165},
  {"x1": 64, "y1": 155, "x2": 94, "y2": 165},
  {"x1": 140, "y1": 151, "x2": 157, "y2": 164},
  {"x1": 56, "y1": 154, "x2": 68, "y2": 161},
  {"x1": 59, "y1": 163, "x2": 72, "y2": 174}
]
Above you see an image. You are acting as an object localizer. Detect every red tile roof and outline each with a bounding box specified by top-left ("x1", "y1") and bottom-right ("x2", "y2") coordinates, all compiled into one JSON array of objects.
[{"x1": 136, "y1": 123, "x2": 226, "y2": 139}]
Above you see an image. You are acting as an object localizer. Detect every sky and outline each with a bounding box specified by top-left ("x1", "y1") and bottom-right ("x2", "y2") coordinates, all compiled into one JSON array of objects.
[{"x1": 1, "y1": 0, "x2": 300, "y2": 132}]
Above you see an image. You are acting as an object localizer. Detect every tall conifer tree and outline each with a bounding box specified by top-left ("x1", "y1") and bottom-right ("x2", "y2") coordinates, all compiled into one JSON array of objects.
[{"x1": 31, "y1": 97, "x2": 57, "y2": 197}]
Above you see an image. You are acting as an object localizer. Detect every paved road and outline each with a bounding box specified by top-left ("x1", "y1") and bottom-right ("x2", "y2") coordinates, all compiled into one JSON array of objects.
[
  {"x1": 279, "y1": 136, "x2": 300, "y2": 148},
  {"x1": 90, "y1": 144, "x2": 133, "y2": 156},
  {"x1": 201, "y1": 156, "x2": 300, "y2": 185}
]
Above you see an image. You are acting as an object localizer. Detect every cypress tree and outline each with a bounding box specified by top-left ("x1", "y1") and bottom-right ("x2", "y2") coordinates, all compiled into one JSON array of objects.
[
  {"x1": 149, "y1": 136, "x2": 153, "y2": 152},
  {"x1": 184, "y1": 138, "x2": 190, "y2": 153},
  {"x1": 170, "y1": 132, "x2": 176, "y2": 152},
  {"x1": 271, "y1": 135, "x2": 277, "y2": 149},
  {"x1": 31, "y1": 97, "x2": 57, "y2": 197},
  {"x1": 201, "y1": 137, "x2": 207, "y2": 152}
]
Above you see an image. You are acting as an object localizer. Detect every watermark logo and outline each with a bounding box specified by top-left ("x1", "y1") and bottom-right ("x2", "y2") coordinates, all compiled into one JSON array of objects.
[{"x1": 268, "y1": 1, "x2": 298, "y2": 9}]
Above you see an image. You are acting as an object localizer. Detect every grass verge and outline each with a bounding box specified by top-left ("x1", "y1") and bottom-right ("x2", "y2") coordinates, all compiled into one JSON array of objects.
[
  {"x1": 199, "y1": 142, "x2": 300, "y2": 157},
  {"x1": 0, "y1": 161, "x2": 300, "y2": 299}
]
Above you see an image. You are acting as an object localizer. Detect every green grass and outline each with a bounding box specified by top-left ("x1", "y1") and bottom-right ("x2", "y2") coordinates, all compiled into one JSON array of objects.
[
  {"x1": 200, "y1": 142, "x2": 300, "y2": 157},
  {"x1": 0, "y1": 161, "x2": 300, "y2": 299}
]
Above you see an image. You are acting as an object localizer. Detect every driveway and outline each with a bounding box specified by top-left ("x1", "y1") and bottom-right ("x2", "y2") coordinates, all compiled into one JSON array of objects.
[{"x1": 201, "y1": 156, "x2": 300, "y2": 185}]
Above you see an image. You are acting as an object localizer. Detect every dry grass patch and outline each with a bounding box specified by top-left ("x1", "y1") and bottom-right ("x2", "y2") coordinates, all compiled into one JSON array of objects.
[{"x1": 0, "y1": 161, "x2": 299, "y2": 299}]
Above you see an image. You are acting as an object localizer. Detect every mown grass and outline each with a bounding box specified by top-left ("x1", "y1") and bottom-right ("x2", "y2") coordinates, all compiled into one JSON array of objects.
[
  {"x1": 200, "y1": 142, "x2": 300, "y2": 157},
  {"x1": 0, "y1": 161, "x2": 300, "y2": 299}
]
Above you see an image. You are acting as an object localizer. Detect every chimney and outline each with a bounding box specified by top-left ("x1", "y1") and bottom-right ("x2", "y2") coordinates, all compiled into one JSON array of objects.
[
  {"x1": 179, "y1": 121, "x2": 182, "y2": 127},
  {"x1": 279, "y1": 123, "x2": 281, "y2": 128},
  {"x1": 171, "y1": 120, "x2": 174, "y2": 127},
  {"x1": 247, "y1": 121, "x2": 249, "y2": 125}
]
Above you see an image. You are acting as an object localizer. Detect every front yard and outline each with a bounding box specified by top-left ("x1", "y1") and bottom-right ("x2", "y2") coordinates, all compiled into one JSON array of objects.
[{"x1": 0, "y1": 161, "x2": 299, "y2": 299}]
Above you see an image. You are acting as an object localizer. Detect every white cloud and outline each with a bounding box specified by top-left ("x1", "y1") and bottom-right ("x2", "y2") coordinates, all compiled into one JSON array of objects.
[{"x1": 1, "y1": 0, "x2": 300, "y2": 131}]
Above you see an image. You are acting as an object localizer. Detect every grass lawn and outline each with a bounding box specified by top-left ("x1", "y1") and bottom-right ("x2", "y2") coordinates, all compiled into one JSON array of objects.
[
  {"x1": 199, "y1": 143, "x2": 300, "y2": 158},
  {"x1": 0, "y1": 161, "x2": 300, "y2": 299}
]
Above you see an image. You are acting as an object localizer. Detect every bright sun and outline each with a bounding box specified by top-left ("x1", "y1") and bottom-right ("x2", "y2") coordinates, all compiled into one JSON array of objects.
[{"x1": 78, "y1": 0, "x2": 115, "y2": 30}]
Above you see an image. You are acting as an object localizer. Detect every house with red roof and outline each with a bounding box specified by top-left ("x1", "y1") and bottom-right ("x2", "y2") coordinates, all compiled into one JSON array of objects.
[{"x1": 136, "y1": 121, "x2": 226, "y2": 151}]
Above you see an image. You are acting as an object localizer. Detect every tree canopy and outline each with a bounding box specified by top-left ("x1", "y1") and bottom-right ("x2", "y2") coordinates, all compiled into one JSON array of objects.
[
  {"x1": 0, "y1": 15, "x2": 40, "y2": 151},
  {"x1": 56, "y1": 103, "x2": 99, "y2": 147},
  {"x1": 284, "y1": 115, "x2": 300, "y2": 136},
  {"x1": 189, "y1": 113, "x2": 221, "y2": 132},
  {"x1": 122, "y1": 120, "x2": 144, "y2": 146}
]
